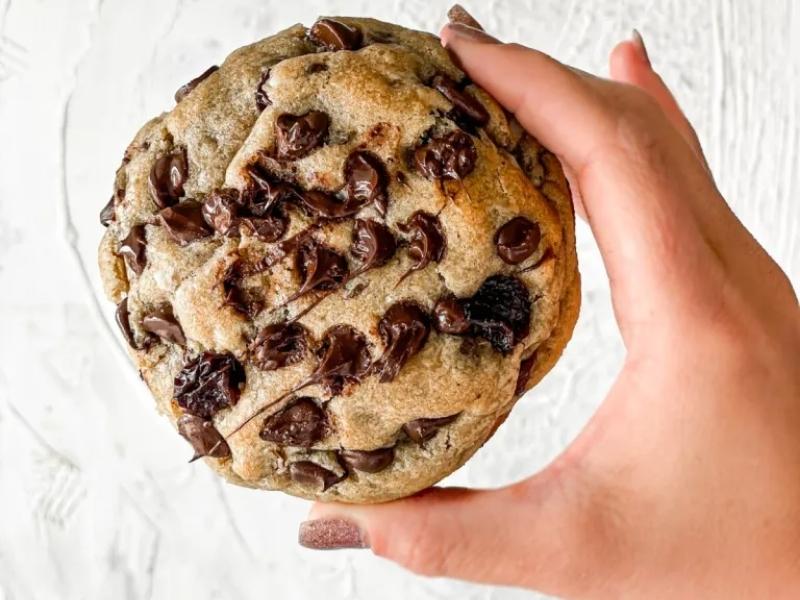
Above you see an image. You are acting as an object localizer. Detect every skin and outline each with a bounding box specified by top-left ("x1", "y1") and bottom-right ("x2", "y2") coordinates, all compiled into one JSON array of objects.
[{"x1": 303, "y1": 18, "x2": 800, "y2": 599}]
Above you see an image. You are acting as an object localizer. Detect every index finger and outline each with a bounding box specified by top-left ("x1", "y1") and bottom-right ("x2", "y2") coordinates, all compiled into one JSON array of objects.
[{"x1": 441, "y1": 24, "x2": 720, "y2": 335}]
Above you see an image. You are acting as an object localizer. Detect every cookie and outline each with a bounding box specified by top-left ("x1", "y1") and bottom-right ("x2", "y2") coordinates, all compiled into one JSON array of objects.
[{"x1": 97, "y1": 16, "x2": 580, "y2": 503}]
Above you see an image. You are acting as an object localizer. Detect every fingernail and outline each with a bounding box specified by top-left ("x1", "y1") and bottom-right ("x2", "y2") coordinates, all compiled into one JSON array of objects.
[
  {"x1": 441, "y1": 22, "x2": 499, "y2": 47},
  {"x1": 298, "y1": 518, "x2": 369, "y2": 550},
  {"x1": 447, "y1": 4, "x2": 484, "y2": 30},
  {"x1": 631, "y1": 29, "x2": 651, "y2": 67}
]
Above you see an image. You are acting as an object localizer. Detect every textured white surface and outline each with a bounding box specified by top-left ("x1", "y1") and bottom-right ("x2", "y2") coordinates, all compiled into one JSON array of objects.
[{"x1": 0, "y1": 1, "x2": 797, "y2": 598}]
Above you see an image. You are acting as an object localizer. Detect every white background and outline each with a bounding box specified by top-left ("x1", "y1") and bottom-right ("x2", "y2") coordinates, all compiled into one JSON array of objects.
[{"x1": 0, "y1": 1, "x2": 797, "y2": 599}]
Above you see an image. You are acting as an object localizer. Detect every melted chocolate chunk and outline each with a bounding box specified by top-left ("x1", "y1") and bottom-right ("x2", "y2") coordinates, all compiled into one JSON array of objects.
[
  {"x1": 339, "y1": 447, "x2": 395, "y2": 473},
  {"x1": 293, "y1": 240, "x2": 349, "y2": 299},
  {"x1": 260, "y1": 397, "x2": 327, "y2": 447},
  {"x1": 413, "y1": 130, "x2": 477, "y2": 180},
  {"x1": 398, "y1": 211, "x2": 445, "y2": 276},
  {"x1": 223, "y1": 261, "x2": 262, "y2": 318},
  {"x1": 289, "y1": 460, "x2": 345, "y2": 491},
  {"x1": 115, "y1": 297, "x2": 136, "y2": 348},
  {"x1": 275, "y1": 111, "x2": 329, "y2": 160},
  {"x1": 177, "y1": 414, "x2": 231, "y2": 460},
  {"x1": 494, "y1": 217, "x2": 541, "y2": 264},
  {"x1": 159, "y1": 201, "x2": 213, "y2": 245},
  {"x1": 239, "y1": 212, "x2": 288, "y2": 243},
  {"x1": 202, "y1": 188, "x2": 241, "y2": 236},
  {"x1": 246, "y1": 162, "x2": 300, "y2": 208},
  {"x1": 142, "y1": 307, "x2": 186, "y2": 346},
  {"x1": 463, "y1": 275, "x2": 531, "y2": 353},
  {"x1": 373, "y1": 302, "x2": 430, "y2": 382},
  {"x1": 149, "y1": 148, "x2": 188, "y2": 208},
  {"x1": 309, "y1": 18, "x2": 363, "y2": 51},
  {"x1": 119, "y1": 224, "x2": 147, "y2": 276},
  {"x1": 175, "y1": 65, "x2": 219, "y2": 103},
  {"x1": 255, "y1": 69, "x2": 271, "y2": 111},
  {"x1": 312, "y1": 325, "x2": 371, "y2": 394},
  {"x1": 174, "y1": 352, "x2": 245, "y2": 418},
  {"x1": 251, "y1": 322, "x2": 308, "y2": 371},
  {"x1": 297, "y1": 189, "x2": 361, "y2": 219},
  {"x1": 515, "y1": 353, "x2": 536, "y2": 396},
  {"x1": 403, "y1": 414, "x2": 459, "y2": 444},
  {"x1": 432, "y1": 296, "x2": 470, "y2": 335},
  {"x1": 350, "y1": 219, "x2": 396, "y2": 272},
  {"x1": 431, "y1": 74, "x2": 489, "y2": 126},
  {"x1": 100, "y1": 196, "x2": 115, "y2": 227},
  {"x1": 344, "y1": 150, "x2": 388, "y2": 215}
]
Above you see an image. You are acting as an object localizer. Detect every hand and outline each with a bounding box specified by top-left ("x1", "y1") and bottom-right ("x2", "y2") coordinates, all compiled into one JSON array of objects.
[{"x1": 298, "y1": 12, "x2": 800, "y2": 599}]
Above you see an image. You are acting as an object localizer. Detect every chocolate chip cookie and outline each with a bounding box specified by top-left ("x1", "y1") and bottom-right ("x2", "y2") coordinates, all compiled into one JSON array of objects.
[{"x1": 97, "y1": 16, "x2": 580, "y2": 503}]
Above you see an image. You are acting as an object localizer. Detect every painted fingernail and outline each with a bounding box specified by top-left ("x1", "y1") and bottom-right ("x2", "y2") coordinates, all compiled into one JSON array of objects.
[
  {"x1": 631, "y1": 29, "x2": 651, "y2": 67},
  {"x1": 298, "y1": 518, "x2": 369, "y2": 550},
  {"x1": 447, "y1": 4, "x2": 484, "y2": 30},
  {"x1": 441, "y1": 23, "x2": 499, "y2": 47}
]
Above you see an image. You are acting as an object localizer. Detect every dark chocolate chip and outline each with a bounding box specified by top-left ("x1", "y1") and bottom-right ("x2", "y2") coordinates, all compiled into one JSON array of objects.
[
  {"x1": 115, "y1": 297, "x2": 136, "y2": 348},
  {"x1": 292, "y1": 240, "x2": 349, "y2": 299},
  {"x1": 494, "y1": 216, "x2": 541, "y2": 264},
  {"x1": 413, "y1": 130, "x2": 477, "y2": 180},
  {"x1": 119, "y1": 224, "x2": 147, "y2": 275},
  {"x1": 431, "y1": 74, "x2": 489, "y2": 126},
  {"x1": 260, "y1": 397, "x2": 327, "y2": 447},
  {"x1": 344, "y1": 150, "x2": 388, "y2": 216},
  {"x1": 307, "y1": 62, "x2": 328, "y2": 74},
  {"x1": 403, "y1": 414, "x2": 459, "y2": 444},
  {"x1": 174, "y1": 352, "x2": 245, "y2": 418},
  {"x1": 344, "y1": 280, "x2": 368, "y2": 299},
  {"x1": 312, "y1": 325, "x2": 371, "y2": 394},
  {"x1": 275, "y1": 111, "x2": 329, "y2": 160},
  {"x1": 251, "y1": 322, "x2": 308, "y2": 371},
  {"x1": 398, "y1": 211, "x2": 445, "y2": 275},
  {"x1": 175, "y1": 65, "x2": 219, "y2": 103},
  {"x1": 202, "y1": 188, "x2": 241, "y2": 236},
  {"x1": 149, "y1": 148, "x2": 188, "y2": 208},
  {"x1": 432, "y1": 296, "x2": 470, "y2": 335},
  {"x1": 177, "y1": 414, "x2": 231, "y2": 460},
  {"x1": 515, "y1": 353, "x2": 536, "y2": 396},
  {"x1": 289, "y1": 460, "x2": 345, "y2": 491},
  {"x1": 255, "y1": 69, "x2": 271, "y2": 111},
  {"x1": 142, "y1": 307, "x2": 186, "y2": 346},
  {"x1": 339, "y1": 447, "x2": 394, "y2": 473},
  {"x1": 463, "y1": 275, "x2": 531, "y2": 353},
  {"x1": 350, "y1": 219, "x2": 396, "y2": 272},
  {"x1": 309, "y1": 18, "x2": 363, "y2": 51},
  {"x1": 372, "y1": 302, "x2": 430, "y2": 382},
  {"x1": 100, "y1": 196, "x2": 116, "y2": 227},
  {"x1": 159, "y1": 201, "x2": 213, "y2": 246}
]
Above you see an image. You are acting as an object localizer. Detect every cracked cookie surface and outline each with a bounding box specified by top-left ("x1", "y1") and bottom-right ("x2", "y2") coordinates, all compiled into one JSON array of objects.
[{"x1": 98, "y1": 16, "x2": 580, "y2": 503}]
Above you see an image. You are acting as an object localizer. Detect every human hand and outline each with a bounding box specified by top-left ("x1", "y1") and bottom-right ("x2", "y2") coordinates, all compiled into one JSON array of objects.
[{"x1": 298, "y1": 9, "x2": 800, "y2": 599}]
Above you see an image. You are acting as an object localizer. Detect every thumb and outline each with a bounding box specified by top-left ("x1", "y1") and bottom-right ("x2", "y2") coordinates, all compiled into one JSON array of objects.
[{"x1": 298, "y1": 476, "x2": 602, "y2": 596}]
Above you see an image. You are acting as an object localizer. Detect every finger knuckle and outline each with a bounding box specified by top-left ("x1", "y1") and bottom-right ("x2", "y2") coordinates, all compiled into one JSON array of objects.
[{"x1": 372, "y1": 509, "x2": 448, "y2": 576}]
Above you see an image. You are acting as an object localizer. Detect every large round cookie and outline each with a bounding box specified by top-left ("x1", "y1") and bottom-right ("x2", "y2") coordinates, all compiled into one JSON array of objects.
[{"x1": 97, "y1": 16, "x2": 580, "y2": 503}]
